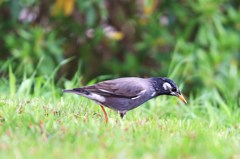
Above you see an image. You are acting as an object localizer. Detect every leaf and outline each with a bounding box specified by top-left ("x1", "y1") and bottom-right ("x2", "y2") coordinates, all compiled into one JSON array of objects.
[{"x1": 9, "y1": 65, "x2": 16, "y2": 97}]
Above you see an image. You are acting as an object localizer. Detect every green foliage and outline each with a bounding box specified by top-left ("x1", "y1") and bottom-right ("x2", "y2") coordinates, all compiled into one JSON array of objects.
[
  {"x1": 1, "y1": 0, "x2": 239, "y2": 84},
  {"x1": 5, "y1": 27, "x2": 64, "y2": 76}
]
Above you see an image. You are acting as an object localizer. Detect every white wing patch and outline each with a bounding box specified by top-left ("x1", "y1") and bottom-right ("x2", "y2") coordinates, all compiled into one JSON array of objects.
[
  {"x1": 163, "y1": 82, "x2": 172, "y2": 91},
  {"x1": 151, "y1": 91, "x2": 156, "y2": 97},
  {"x1": 139, "y1": 89, "x2": 146, "y2": 94},
  {"x1": 131, "y1": 89, "x2": 146, "y2": 100},
  {"x1": 131, "y1": 96, "x2": 141, "y2": 100},
  {"x1": 98, "y1": 89, "x2": 111, "y2": 93}
]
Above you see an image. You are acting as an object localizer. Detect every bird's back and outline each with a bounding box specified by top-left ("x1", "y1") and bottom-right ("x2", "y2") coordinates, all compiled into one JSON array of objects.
[{"x1": 65, "y1": 77, "x2": 156, "y2": 111}]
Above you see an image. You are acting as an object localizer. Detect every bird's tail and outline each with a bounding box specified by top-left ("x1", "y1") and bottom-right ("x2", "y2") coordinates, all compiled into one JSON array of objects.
[
  {"x1": 63, "y1": 89, "x2": 74, "y2": 93},
  {"x1": 63, "y1": 88, "x2": 106, "y2": 103},
  {"x1": 63, "y1": 88, "x2": 90, "y2": 95}
]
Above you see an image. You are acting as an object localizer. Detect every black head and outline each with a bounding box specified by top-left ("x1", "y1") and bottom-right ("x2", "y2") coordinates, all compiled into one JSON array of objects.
[{"x1": 150, "y1": 77, "x2": 187, "y2": 104}]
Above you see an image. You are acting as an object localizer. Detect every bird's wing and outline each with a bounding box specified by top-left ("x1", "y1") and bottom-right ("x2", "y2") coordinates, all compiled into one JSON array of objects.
[{"x1": 83, "y1": 78, "x2": 148, "y2": 98}]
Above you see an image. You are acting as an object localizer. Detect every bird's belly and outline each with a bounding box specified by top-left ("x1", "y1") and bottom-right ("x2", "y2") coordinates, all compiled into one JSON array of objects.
[{"x1": 102, "y1": 97, "x2": 150, "y2": 111}]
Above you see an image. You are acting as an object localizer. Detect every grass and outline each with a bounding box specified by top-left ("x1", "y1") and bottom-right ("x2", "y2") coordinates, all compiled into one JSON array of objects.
[
  {"x1": 0, "y1": 57, "x2": 240, "y2": 158},
  {"x1": 0, "y1": 89, "x2": 240, "y2": 159}
]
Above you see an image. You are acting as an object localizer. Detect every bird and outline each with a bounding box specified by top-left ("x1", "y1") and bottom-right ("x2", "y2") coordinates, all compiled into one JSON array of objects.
[{"x1": 63, "y1": 77, "x2": 187, "y2": 123}]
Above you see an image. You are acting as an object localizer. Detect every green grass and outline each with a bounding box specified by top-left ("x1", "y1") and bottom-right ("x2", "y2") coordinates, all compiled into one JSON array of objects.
[
  {"x1": 0, "y1": 90, "x2": 240, "y2": 159},
  {"x1": 0, "y1": 58, "x2": 240, "y2": 158}
]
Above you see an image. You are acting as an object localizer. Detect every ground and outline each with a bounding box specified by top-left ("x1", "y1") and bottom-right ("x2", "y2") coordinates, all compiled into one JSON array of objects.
[{"x1": 0, "y1": 94, "x2": 239, "y2": 159}]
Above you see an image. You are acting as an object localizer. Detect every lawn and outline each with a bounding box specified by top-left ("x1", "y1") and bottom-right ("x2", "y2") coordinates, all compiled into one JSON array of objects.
[{"x1": 1, "y1": 88, "x2": 240, "y2": 159}]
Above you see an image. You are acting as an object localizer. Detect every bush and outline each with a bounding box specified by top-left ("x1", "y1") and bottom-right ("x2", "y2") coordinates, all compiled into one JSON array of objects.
[{"x1": 0, "y1": 0, "x2": 239, "y2": 97}]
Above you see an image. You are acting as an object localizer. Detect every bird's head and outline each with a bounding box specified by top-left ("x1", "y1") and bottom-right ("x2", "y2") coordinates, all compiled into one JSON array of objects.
[{"x1": 151, "y1": 77, "x2": 187, "y2": 104}]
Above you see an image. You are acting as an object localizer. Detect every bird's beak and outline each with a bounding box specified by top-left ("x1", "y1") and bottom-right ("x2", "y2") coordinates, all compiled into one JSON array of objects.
[{"x1": 177, "y1": 94, "x2": 187, "y2": 104}]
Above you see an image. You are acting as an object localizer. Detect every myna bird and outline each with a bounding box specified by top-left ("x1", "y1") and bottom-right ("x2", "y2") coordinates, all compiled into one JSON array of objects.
[{"x1": 63, "y1": 77, "x2": 187, "y2": 123}]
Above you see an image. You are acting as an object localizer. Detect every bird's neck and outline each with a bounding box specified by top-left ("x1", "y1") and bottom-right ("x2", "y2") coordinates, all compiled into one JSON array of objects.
[{"x1": 149, "y1": 77, "x2": 165, "y2": 96}]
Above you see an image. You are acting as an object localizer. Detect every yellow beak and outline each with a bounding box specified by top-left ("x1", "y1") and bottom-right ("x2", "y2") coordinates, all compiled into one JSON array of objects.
[{"x1": 178, "y1": 94, "x2": 187, "y2": 104}]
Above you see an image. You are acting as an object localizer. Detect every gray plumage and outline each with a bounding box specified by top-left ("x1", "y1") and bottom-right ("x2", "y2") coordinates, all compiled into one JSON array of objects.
[{"x1": 63, "y1": 77, "x2": 186, "y2": 118}]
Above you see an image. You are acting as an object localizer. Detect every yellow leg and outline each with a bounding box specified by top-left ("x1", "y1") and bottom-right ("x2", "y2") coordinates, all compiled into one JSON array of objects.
[{"x1": 100, "y1": 105, "x2": 108, "y2": 123}]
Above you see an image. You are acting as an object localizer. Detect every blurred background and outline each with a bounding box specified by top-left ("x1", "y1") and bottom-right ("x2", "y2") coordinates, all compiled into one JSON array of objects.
[{"x1": 0, "y1": 0, "x2": 239, "y2": 99}]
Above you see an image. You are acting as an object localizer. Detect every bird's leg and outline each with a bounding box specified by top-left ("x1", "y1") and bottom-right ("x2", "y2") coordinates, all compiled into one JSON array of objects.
[
  {"x1": 100, "y1": 105, "x2": 108, "y2": 123},
  {"x1": 119, "y1": 111, "x2": 126, "y2": 119}
]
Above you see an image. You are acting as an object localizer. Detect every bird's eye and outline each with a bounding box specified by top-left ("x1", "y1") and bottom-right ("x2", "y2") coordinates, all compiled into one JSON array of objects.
[{"x1": 172, "y1": 88, "x2": 177, "y2": 92}]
